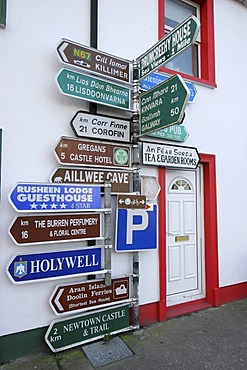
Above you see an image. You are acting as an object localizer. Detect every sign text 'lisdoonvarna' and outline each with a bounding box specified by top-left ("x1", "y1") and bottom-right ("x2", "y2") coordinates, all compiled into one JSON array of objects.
[
  {"x1": 137, "y1": 15, "x2": 200, "y2": 79},
  {"x1": 9, "y1": 213, "x2": 101, "y2": 245},
  {"x1": 6, "y1": 248, "x2": 102, "y2": 284},
  {"x1": 54, "y1": 137, "x2": 131, "y2": 169},
  {"x1": 57, "y1": 38, "x2": 132, "y2": 84},
  {"x1": 9, "y1": 183, "x2": 101, "y2": 212},
  {"x1": 56, "y1": 68, "x2": 132, "y2": 111},
  {"x1": 71, "y1": 111, "x2": 130, "y2": 143},
  {"x1": 50, "y1": 277, "x2": 130, "y2": 315},
  {"x1": 51, "y1": 167, "x2": 132, "y2": 194},
  {"x1": 142, "y1": 142, "x2": 200, "y2": 169}
]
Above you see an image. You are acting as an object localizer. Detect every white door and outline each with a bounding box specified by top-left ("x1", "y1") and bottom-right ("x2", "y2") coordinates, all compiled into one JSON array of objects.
[{"x1": 166, "y1": 169, "x2": 205, "y2": 306}]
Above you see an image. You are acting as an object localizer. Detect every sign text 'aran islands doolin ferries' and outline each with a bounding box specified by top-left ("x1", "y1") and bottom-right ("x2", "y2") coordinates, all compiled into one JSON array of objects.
[{"x1": 9, "y1": 183, "x2": 102, "y2": 212}]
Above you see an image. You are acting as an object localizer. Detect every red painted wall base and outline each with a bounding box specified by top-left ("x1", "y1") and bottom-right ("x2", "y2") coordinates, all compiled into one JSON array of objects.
[{"x1": 138, "y1": 282, "x2": 247, "y2": 326}]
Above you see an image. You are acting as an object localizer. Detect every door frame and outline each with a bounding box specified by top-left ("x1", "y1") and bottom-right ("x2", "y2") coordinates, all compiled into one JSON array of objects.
[{"x1": 158, "y1": 153, "x2": 219, "y2": 321}]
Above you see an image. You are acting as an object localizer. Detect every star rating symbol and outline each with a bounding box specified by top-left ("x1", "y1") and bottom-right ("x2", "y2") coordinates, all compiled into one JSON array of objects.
[
  {"x1": 60, "y1": 203, "x2": 67, "y2": 209},
  {"x1": 30, "y1": 203, "x2": 38, "y2": 209},
  {"x1": 50, "y1": 203, "x2": 57, "y2": 209},
  {"x1": 40, "y1": 203, "x2": 48, "y2": 209}
]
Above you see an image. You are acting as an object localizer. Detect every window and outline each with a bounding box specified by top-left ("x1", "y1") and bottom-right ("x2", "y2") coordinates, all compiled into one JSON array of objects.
[
  {"x1": 0, "y1": 0, "x2": 6, "y2": 28},
  {"x1": 170, "y1": 178, "x2": 193, "y2": 192},
  {"x1": 159, "y1": 0, "x2": 216, "y2": 87}
]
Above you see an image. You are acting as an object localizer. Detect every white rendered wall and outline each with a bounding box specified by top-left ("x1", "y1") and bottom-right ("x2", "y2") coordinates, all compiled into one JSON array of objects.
[{"x1": 0, "y1": 0, "x2": 247, "y2": 337}]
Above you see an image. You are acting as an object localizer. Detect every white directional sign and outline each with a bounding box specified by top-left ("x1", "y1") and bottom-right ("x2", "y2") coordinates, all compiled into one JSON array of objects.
[
  {"x1": 142, "y1": 142, "x2": 200, "y2": 169},
  {"x1": 71, "y1": 111, "x2": 130, "y2": 143}
]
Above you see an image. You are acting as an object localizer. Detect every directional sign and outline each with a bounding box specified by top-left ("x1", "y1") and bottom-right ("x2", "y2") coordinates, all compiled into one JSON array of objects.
[
  {"x1": 54, "y1": 137, "x2": 131, "y2": 169},
  {"x1": 9, "y1": 213, "x2": 101, "y2": 245},
  {"x1": 71, "y1": 111, "x2": 130, "y2": 143},
  {"x1": 49, "y1": 277, "x2": 130, "y2": 315},
  {"x1": 57, "y1": 38, "x2": 132, "y2": 84},
  {"x1": 137, "y1": 15, "x2": 200, "y2": 79},
  {"x1": 45, "y1": 304, "x2": 131, "y2": 352},
  {"x1": 6, "y1": 248, "x2": 102, "y2": 284},
  {"x1": 9, "y1": 183, "x2": 101, "y2": 213},
  {"x1": 117, "y1": 194, "x2": 146, "y2": 209},
  {"x1": 141, "y1": 71, "x2": 197, "y2": 103},
  {"x1": 140, "y1": 74, "x2": 190, "y2": 136},
  {"x1": 50, "y1": 167, "x2": 132, "y2": 194},
  {"x1": 142, "y1": 142, "x2": 200, "y2": 169},
  {"x1": 56, "y1": 68, "x2": 132, "y2": 111},
  {"x1": 115, "y1": 204, "x2": 157, "y2": 252},
  {"x1": 148, "y1": 125, "x2": 189, "y2": 142}
]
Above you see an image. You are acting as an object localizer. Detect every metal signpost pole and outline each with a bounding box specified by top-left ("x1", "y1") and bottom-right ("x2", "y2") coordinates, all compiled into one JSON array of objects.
[
  {"x1": 132, "y1": 61, "x2": 141, "y2": 327},
  {"x1": 104, "y1": 181, "x2": 112, "y2": 286}
]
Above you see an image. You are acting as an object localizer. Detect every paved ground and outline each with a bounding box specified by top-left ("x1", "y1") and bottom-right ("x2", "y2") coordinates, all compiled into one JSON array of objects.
[{"x1": 1, "y1": 299, "x2": 247, "y2": 369}]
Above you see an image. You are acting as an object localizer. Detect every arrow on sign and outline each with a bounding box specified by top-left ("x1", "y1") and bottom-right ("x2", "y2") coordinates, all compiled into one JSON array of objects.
[{"x1": 140, "y1": 74, "x2": 190, "y2": 136}]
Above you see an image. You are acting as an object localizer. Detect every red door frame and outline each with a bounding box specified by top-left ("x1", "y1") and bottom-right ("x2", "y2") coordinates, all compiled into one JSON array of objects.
[{"x1": 158, "y1": 153, "x2": 219, "y2": 320}]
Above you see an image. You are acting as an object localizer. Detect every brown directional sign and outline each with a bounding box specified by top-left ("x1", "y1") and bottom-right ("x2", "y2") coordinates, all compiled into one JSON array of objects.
[
  {"x1": 57, "y1": 38, "x2": 132, "y2": 83},
  {"x1": 117, "y1": 194, "x2": 146, "y2": 209},
  {"x1": 9, "y1": 213, "x2": 101, "y2": 245},
  {"x1": 50, "y1": 167, "x2": 132, "y2": 194},
  {"x1": 49, "y1": 277, "x2": 130, "y2": 315},
  {"x1": 54, "y1": 137, "x2": 131, "y2": 169}
]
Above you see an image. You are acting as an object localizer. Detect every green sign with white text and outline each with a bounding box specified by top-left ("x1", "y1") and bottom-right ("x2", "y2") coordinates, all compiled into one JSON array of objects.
[
  {"x1": 45, "y1": 304, "x2": 130, "y2": 352},
  {"x1": 147, "y1": 124, "x2": 189, "y2": 142},
  {"x1": 140, "y1": 74, "x2": 189, "y2": 136},
  {"x1": 56, "y1": 68, "x2": 132, "y2": 110},
  {"x1": 137, "y1": 15, "x2": 200, "y2": 79}
]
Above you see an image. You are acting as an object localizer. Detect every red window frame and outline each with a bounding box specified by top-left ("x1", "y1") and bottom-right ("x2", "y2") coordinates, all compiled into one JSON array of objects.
[{"x1": 158, "y1": 0, "x2": 216, "y2": 87}]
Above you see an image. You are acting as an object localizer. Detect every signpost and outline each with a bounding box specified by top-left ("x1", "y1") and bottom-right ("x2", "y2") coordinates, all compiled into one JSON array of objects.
[
  {"x1": 117, "y1": 194, "x2": 146, "y2": 209},
  {"x1": 70, "y1": 111, "x2": 130, "y2": 143},
  {"x1": 56, "y1": 68, "x2": 132, "y2": 111},
  {"x1": 147, "y1": 125, "x2": 189, "y2": 142},
  {"x1": 57, "y1": 38, "x2": 132, "y2": 84},
  {"x1": 137, "y1": 15, "x2": 200, "y2": 79},
  {"x1": 45, "y1": 304, "x2": 131, "y2": 352},
  {"x1": 139, "y1": 74, "x2": 190, "y2": 136},
  {"x1": 141, "y1": 176, "x2": 161, "y2": 200},
  {"x1": 142, "y1": 142, "x2": 200, "y2": 169},
  {"x1": 49, "y1": 277, "x2": 130, "y2": 315},
  {"x1": 50, "y1": 167, "x2": 132, "y2": 194},
  {"x1": 6, "y1": 248, "x2": 103, "y2": 284},
  {"x1": 54, "y1": 137, "x2": 131, "y2": 169},
  {"x1": 115, "y1": 204, "x2": 157, "y2": 252},
  {"x1": 140, "y1": 71, "x2": 197, "y2": 103},
  {"x1": 9, "y1": 183, "x2": 101, "y2": 213},
  {"x1": 9, "y1": 213, "x2": 101, "y2": 245}
]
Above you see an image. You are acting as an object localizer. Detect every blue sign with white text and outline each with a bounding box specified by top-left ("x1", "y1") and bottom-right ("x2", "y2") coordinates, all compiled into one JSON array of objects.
[
  {"x1": 9, "y1": 183, "x2": 101, "y2": 212},
  {"x1": 6, "y1": 248, "x2": 102, "y2": 284},
  {"x1": 115, "y1": 205, "x2": 157, "y2": 252},
  {"x1": 140, "y1": 72, "x2": 197, "y2": 103}
]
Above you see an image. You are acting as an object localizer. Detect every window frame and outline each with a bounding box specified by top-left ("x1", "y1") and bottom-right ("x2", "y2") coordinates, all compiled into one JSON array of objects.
[{"x1": 158, "y1": 0, "x2": 216, "y2": 87}]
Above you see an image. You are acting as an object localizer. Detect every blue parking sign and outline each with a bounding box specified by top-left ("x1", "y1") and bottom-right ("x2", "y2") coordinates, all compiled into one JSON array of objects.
[{"x1": 115, "y1": 205, "x2": 157, "y2": 252}]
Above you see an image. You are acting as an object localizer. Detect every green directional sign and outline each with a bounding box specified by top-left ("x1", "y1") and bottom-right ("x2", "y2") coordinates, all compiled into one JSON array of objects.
[
  {"x1": 137, "y1": 15, "x2": 200, "y2": 79},
  {"x1": 140, "y1": 74, "x2": 190, "y2": 136},
  {"x1": 147, "y1": 124, "x2": 189, "y2": 142},
  {"x1": 56, "y1": 68, "x2": 132, "y2": 111},
  {"x1": 45, "y1": 304, "x2": 131, "y2": 352}
]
